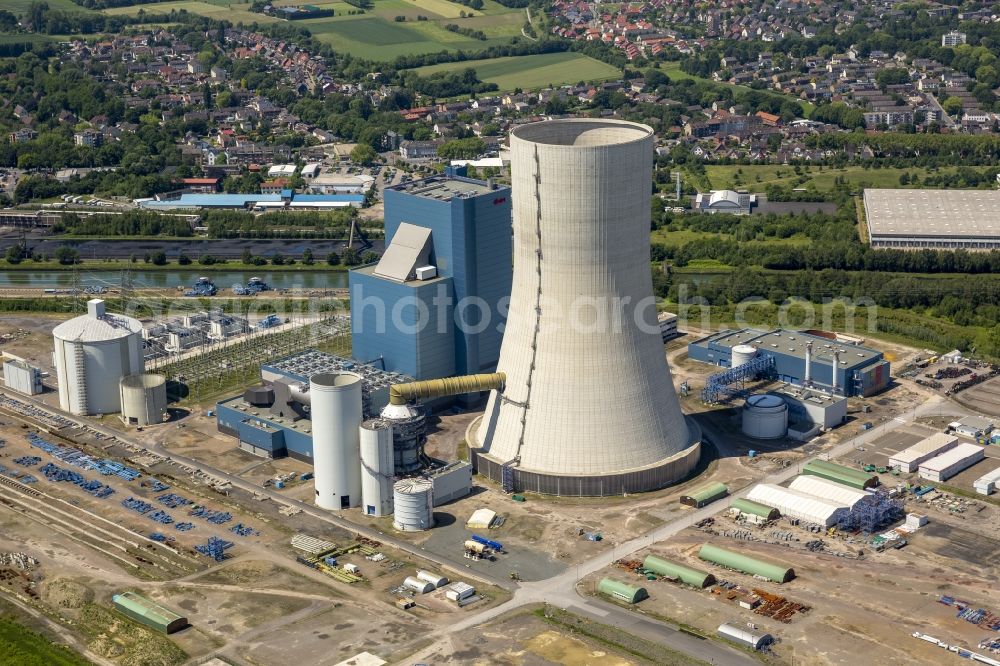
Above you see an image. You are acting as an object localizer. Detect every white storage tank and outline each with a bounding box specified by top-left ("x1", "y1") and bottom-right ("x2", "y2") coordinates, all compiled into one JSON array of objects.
[
  {"x1": 310, "y1": 372, "x2": 363, "y2": 510},
  {"x1": 360, "y1": 419, "x2": 395, "y2": 517},
  {"x1": 731, "y1": 344, "x2": 758, "y2": 368},
  {"x1": 416, "y1": 570, "x2": 448, "y2": 589},
  {"x1": 742, "y1": 394, "x2": 788, "y2": 439},
  {"x1": 402, "y1": 576, "x2": 434, "y2": 594},
  {"x1": 52, "y1": 299, "x2": 143, "y2": 416},
  {"x1": 393, "y1": 478, "x2": 434, "y2": 532},
  {"x1": 119, "y1": 374, "x2": 167, "y2": 426}
]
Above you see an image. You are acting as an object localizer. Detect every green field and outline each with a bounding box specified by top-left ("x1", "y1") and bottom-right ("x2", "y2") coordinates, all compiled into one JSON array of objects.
[
  {"x1": 5, "y1": 0, "x2": 95, "y2": 14},
  {"x1": 698, "y1": 165, "x2": 981, "y2": 192},
  {"x1": 411, "y1": 52, "x2": 622, "y2": 91},
  {"x1": 0, "y1": 617, "x2": 91, "y2": 666},
  {"x1": 103, "y1": 1, "x2": 281, "y2": 23},
  {"x1": 0, "y1": 33, "x2": 53, "y2": 45},
  {"x1": 651, "y1": 227, "x2": 813, "y2": 249}
]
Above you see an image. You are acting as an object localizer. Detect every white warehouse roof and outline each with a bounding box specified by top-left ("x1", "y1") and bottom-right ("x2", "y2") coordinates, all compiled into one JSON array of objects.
[
  {"x1": 919, "y1": 442, "x2": 984, "y2": 473},
  {"x1": 864, "y1": 189, "x2": 1000, "y2": 240},
  {"x1": 889, "y1": 433, "x2": 958, "y2": 468},
  {"x1": 746, "y1": 483, "x2": 848, "y2": 527},
  {"x1": 788, "y1": 475, "x2": 868, "y2": 509}
]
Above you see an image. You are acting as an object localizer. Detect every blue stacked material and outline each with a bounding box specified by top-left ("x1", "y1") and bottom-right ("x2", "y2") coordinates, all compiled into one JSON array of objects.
[
  {"x1": 149, "y1": 532, "x2": 167, "y2": 542},
  {"x1": 0, "y1": 465, "x2": 19, "y2": 478},
  {"x1": 230, "y1": 523, "x2": 257, "y2": 537},
  {"x1": 92, "y1": 487, "x2": 115, "y2": 499},
  {"x1": 189, "y1": 506, "x2": 232, "y2": 524},
  {"x1": 195, "y1": 536, "x2": 233, "y2": 562},
  {"x1": 207, "y1": 511, "x2": 232, "y2": 525},
  {"x1": 175, "y1": 522, "x2": 195, "y2": 531},
  {"x1": 121, "y1": 497, "x2": 154, "y2": 514},
  {"x1": 148, "y1": 510, "x2": 174, "y2": 524},
  {"x1": 19, "y1": 475, "x2": 37, "y2": 484},
  {"x1": 185, "y1": 277, "x2": 217, "y2": 297},
  {"x1": 13, "y1": 456, "x2": 41, "y2": 466},
  {"x1": 157, "y1": 493, "x2": 192, "y2": 509},
  {"x1": 471, "y1": 534, "x2": 503, "y2": 551},
  {"x1": 39, "y1": 462, "x2": 84, "y2": 484},
  {"x1": 146, "y1": 480, "x2": 170, "y2": 492}
]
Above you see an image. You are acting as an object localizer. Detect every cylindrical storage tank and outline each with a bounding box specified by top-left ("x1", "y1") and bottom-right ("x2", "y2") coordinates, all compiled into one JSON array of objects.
[
  {"x1": 310, "y1": 372, "x2": 363, "y2": 510},
  {"x1": 379, "y1": 402, "x2": 426, "y2": 474},
  {"x1": 53, "y1": 299, "x2": 143, "y2": 416},
  {"x1": 741, "y1": 394, "x2": 788, "y2": 440},
  {"x1": 416, "y1": 570, "x2": 448, "y2": 589},
  {"x1": 402, "y1": 576, "x2": 434, "y2": 594},
  {"x1": 464, "y1": 540, "x2": 487, "y2": 554},
  {"x1": 731, "y1": 344, "x2": 758, "y2": 368},
  {"x1": 472, "y1": 118, "x2": 699, "y2": 495},
  {"x1": 392, "y1": 478, "x2": 434, "y2": 532},
  {"x1": 360, "y1": 419, "x2": 395, "y2": 517},
  {"x1": 119, "y1": 374, "x2": 167, "y2": 426}
]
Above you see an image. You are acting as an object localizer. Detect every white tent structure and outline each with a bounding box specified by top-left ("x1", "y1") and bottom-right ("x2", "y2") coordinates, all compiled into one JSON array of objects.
[
  {"x1": 746, "y1": 483, "x2": 848, "y2": 527},
  {"x1": 788, "y1": 475, "x2": 869, "y2": 510}
]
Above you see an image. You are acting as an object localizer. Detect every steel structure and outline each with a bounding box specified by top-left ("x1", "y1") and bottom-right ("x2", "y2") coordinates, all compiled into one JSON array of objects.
[{"x1": 702, "y1": 353, "x2": 776, "y2": 403}]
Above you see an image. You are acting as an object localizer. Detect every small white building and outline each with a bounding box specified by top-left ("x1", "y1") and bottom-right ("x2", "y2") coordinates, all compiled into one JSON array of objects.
[
  {"x1": 918, "y1": 442, "x2": 985, "y2": 482},
  {"x1": 718, "y1": 623, "x2": 773, "y2": 650},
  {"x1": 694, "y1": 190, "x2": 754, "y2": 215},
  {"x1": 308, "y1": 173, "x2": 375, "y2": 194},
  {"x1": 973, "y1": 466, "x2": 1000, "y2": 495},
  {"x1": 445, "y1": 581, "x2": 475, "y2": 602},
  {"x1": 950, "y1": 416, "x2": 994, "y2": 439},
  {"x1": 300, "y1": 163, "x2": 321, "y2": 179},
  {"x1": 267, "y1": 164, "x2": 297, "y2": 178},
  {"x1": 2, "y1": 356, "x2": 43, "y2": 395}
]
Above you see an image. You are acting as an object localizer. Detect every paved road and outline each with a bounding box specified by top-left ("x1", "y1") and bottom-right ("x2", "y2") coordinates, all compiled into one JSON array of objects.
[{"x1": 0, "y1": 237, "x2": 384, "y2": 260}]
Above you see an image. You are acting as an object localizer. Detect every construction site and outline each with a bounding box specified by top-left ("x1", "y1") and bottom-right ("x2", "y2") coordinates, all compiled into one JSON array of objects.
[{"x1": 1, "y1": 119, "x2": 999, "y2": 666}]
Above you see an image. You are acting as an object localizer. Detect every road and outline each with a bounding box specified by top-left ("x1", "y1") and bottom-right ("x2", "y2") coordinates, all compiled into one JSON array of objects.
[{"x1": 0, "y1": 237, "x2": 385, "y2": 260}]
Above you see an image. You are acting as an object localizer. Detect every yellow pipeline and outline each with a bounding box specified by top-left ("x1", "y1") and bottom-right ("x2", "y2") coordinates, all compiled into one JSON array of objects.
[{"x1": 389, "y1": 373, "x2": 505, "y2": 405}]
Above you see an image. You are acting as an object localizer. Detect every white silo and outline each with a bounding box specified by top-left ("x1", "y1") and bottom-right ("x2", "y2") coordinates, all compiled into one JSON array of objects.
[
  {"x1": 360, "y1": 419, "x2": 395, "y2": 517},
  {"x1": 310, "y1": 372, "x2": 363, "y2": 510},
  {"x1": 471, "y1": 119, "x2": 699, "y2": 496},
  {"x1": 119, "y1": 374, "x2": 167, "y2": 426},
  {"x1": 52, "y1": 299, "x2": 143, "y2": 416},
  {"x1": 731, "y1": 344, "x2": 758, "y2": 368},
  {"x1": 392, "y1": 478, "x2": 434, "y2": 531},
  {"x1": 741, "y1": 394, "x2": 788, "y2": 439}
]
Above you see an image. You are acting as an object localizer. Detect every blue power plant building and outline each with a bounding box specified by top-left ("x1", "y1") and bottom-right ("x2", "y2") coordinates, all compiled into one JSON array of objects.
[
  {"x1": 688, "y1": 328, "x2": 890, "y2": 397},
  {"x1": 350, "y1": 170, "x2": 512, "y2": 384}
]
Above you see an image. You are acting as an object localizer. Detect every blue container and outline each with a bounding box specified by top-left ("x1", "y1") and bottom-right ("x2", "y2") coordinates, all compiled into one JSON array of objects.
[
  {"x1": 748, "y1": 450, "x2": 757, "y2": 458},
  {"x1": 275, "y1": 480, "x2": 285, "y2": 489}
]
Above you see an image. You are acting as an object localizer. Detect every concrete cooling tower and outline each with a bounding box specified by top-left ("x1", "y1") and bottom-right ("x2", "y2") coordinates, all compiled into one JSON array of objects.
[{"x1": 470, "y1": 119, "x2": 700, "y2": 496}]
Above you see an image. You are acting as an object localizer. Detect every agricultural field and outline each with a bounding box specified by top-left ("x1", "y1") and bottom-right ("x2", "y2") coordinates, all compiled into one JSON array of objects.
[
  {"x1": 411, "y1": 52, "x2": 622, "y2": 91},
  {"x1": 0, "y1": 33, "x2": 54, "y2": 45},
  {"x1": 5, "y1": 0, "x2": 95, "y2": 13},
  {"x1": 0, "y1": 617, "x2": 91, "y2": 666},
  {"x1": 698, "y1": 164, "x2": 984, "y2": 192},
  {"x1": 102, "y1": 1, "x2": 281, "y2": 24}
]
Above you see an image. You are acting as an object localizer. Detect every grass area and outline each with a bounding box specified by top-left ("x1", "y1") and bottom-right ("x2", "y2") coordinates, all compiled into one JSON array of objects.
[
  {"x1": 77, "y1": 603, "x2": 186, "y2": 666},
  {"x1": 0, "y1": 617, "x2": 91, "y2": 666},
  {"x1": 102, "y1": 1, "x2": 279, "y2": 24},
  {"x1": 699, "y1": 164, "x2": 977, "y2": 192},
  {"x1": 0, "y1": 33, "x2": 53, "y2": 45},
  {"x1": 5, "y1": 0, "x2": 95, "y2": 13},
  {"x1": 411, "y1": 52, "x2": 622, "y2": 91},
  {"x1": 660, "y1": 61, "x2": 815, "y2": 118},
  {"x1": 651, "y1": 228, "x2": 812, "y2": 249}
]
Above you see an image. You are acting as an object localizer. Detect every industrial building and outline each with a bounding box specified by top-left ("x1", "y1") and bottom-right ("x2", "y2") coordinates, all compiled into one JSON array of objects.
[
  {"x1": 694, "y1": 189, "x2": 755, "y2": 215},
  {"x1": 112, "y1": 592, "x2": 187, "y2": 634},
  {"x1": 974, "y1": 466, "x2": 1000, "y2": 495},
  {"x1": 142, "y1": 310, "x2": 253, "y2": 362},
  {"x1": 950, "y1": 415, "x2": 994, "y2": 439},
  {"x1": 2, "y1": 355, "x2": 42, "y2": 395},
  {"x1": 139, "y1": 191, "x2": 364, "y2": 211},
  {"x1": 788, "y1": 475, "x2": 869, "y2": 510},
  {"x1": 918, "y1": 442, "x2": 984, "y2": 482},
  {"x1": 53, "y1": 299, "x2": 143, "y2": 416},
  {"x1": 658, "y1": 311, "x2": 679, "y2": 342},
  {"x1": 350, "y1": 168, "x2": 512, "y2": 386},
  {"x1": 718, "y1": 623, "x2": 774, "y2": 651},
  {"x1": 863, "y1": 189, "x2": 1000, "y2": 251},
  {"x1": 597, "y1": 578, "x2": 648, "y2": 604},
  {"x1": 642, "y1": 555, "x2": 716, "y2": 588},
  {"x1": 680, "y1": 482, "x2": 728, "y2": 508},
  {"x1": 746, "y1": 483, "x2": 849, "y2": 527},
  {"x1": 697, "y1": 543, "x2": 794, "y2": 583},
  {"x1": 689, "y1": 328, "x2": 890, "y2": 397},
  {"x1": 215, "y1": 349, "x2": 410, "y2": 461},
  {"x1": 889, "y1": 433, "x2": 959, "y2": 473},
  {"x1": 471, "y1": 119, "x2": 700, "y2": 496},
  {"x1": 802, "y1": 459, "x2": 877, "y2": 489},
  {"x1": 119, "y1": 374, "x2": 167, "y2": 427},
  {"x1": 775, "y1": 385, "x2": 848, "y2": 430},
  {"x1": 728, "y1": 498, "x2": 780, "y2": 525},
  {"x1": 308, "y1": 173, "x2": 376, "y2": 194}
]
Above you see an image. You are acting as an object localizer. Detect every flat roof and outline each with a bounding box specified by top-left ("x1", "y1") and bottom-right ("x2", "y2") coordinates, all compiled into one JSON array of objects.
[
  {"x1": 698, "y1": 328, "x2": 882, "y2": 367},
  {"x1": 919, "y1": 442, "x2": 983, "y2": 471},
  {"x1": 864, "y1": 189, "x2": 1000, "y2": 239},
  {"x1": 389, "y1": 175, "x2": 496, "y2": 202}
]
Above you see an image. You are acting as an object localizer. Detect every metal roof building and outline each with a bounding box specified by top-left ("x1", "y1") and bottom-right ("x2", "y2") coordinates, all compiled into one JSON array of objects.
[
  {"x1": 974, "y1": 466, "x2": 1000, "y2": 495},
  {"x1": 680, "y1": 482, "x2": 729, "y2": 508},
  {"x1": 729, "y1": 498, "x2": 780, "y2": 524},
  {"x1": 642, "y1": 555, "x2": 716, "y2": 588},
  {"x1": 747, "y1": 483, "x2": 848, "y2": 527},
  {"x1": 718, "y1": 623, "x2": 774, "y2": 650},
  {"x1": 802, "y1": 459, "x2": 877, "y2": 489},
  {"x1": 698, "y1": 543, "x2": 794, "y2": 583},
  {"x1": 863, "y1": 189, "x2": 1000, "y2": 251},
  {"x1": 597, "y1": 577, "x2": 648, "y2": 604},
  {"x1": 788, "y1": 475, "x2": 869, "y2": 509},
  {"x1": 918, "y1": 442, "x2": 984, "y2": 482},
  {"x1": 889, "y1": 432, "x2": 959, "y2": 472},
  {"x1": 112, "y1": 591, "x2": 187, "y2": 634}
]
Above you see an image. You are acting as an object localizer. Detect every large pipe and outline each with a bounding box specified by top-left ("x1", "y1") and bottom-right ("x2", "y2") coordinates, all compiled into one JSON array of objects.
[
  {"x1": 389, "y1": 373, "x2": 506, "y2": 406},
  {"x1": 831, "y1": 351, "x2": 840, "y2": 393},
  {"x1": 804, "y1": 342, "x2": 812, "y2": 385}
]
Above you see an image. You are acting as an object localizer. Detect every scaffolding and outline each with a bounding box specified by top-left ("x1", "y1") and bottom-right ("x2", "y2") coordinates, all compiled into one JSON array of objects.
[
  {"x1": 702, "y1": 354, "x2": 776, "y2": 403},
  {"x1": 195, "y1": 536, "x2": 233, "y2": 562},
  {"x1": 838, "y1": 490, "x2": 904, "y2": 534}
]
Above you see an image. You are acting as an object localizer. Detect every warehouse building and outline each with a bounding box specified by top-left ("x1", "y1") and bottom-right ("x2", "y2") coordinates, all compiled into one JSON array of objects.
[
  {"x1": 889, "y1": 433, "x2": 959, "y2": 472},
  {"x1": 789, "y1": 475, "x2": 869, "y2": 510},
  {"x1": 688, "y1": 329, "x2": 889, "y2": 397},
  {"x1": 718, "y1": 623, "x2": 774, "y2": 651},
  {"x1": 112, "y1": 592, "x2": 187, "y2": 634},
  {"x1": 918, "y1": 442, "x2": 985, "y2": 482},
  {"x1": 775, "y1": 385, "x2": 848, "y2": 429},
  {"x1": 746, "y1": 483, "x2": 849, "y2": 527},
  {"x1": 728, "y1": 498, "x2": 780, "y2": 525},
  {"x1": 950, "y1": 415, "x2": 994, "y2": 439},
  {"x1": 139, "y1": 191, "x2": 364, "y2": 211},
  {"x1": 643, "y1": 555, "x2": 716, "y2": 588},
  {"x1": 680, "y1": 482, "x2": 728, "y2": 508},
  {"x1": 694, "y1": 189, "x2": 755, "y2": 215},
  {"x1": 802, "y1": 459, "x2": 877, "y2": 489},
  {"x1": 974, "y1": 466, "x2": 1000, "y2": 495},
  {"x1": 698, "y1": 543, "x2": 794, "y2": 583},
  {"x1": 863, "y1": 189, "x2": 1000, "y2": 251},
  {"x1": 597, "y1": 577, "x2": 648, "y2": 604}
]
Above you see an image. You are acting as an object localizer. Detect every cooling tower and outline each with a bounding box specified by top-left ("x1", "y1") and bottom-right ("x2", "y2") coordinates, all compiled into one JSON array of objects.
[{"x1": 470, "y1": 119, "x2": 700, "y2": 496}]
